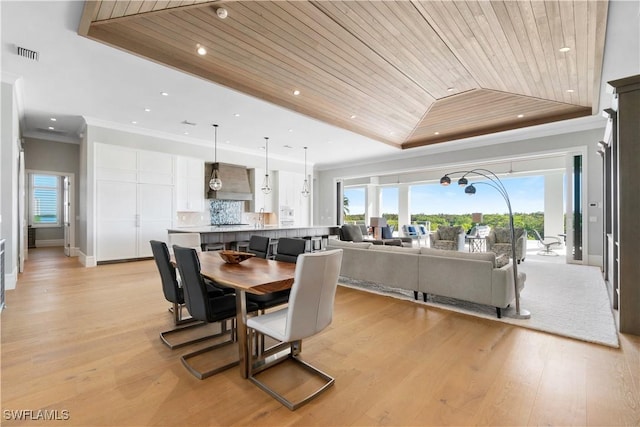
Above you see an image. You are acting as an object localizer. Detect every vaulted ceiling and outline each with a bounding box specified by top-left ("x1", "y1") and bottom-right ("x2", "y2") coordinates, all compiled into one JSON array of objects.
[{"x1": 79, "y1": 0, "x2": 608, "y2": 150}]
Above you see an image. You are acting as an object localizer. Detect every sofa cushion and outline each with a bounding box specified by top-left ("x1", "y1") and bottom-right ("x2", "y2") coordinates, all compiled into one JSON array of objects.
[
  {"x1": 420, "y1": 247, "x2": 499, "y2": 267},
  {"x1": 494, "y1": 227, "x2": 511, "y2": 243},
  {"x1": 340, "y1": 224, "x2": 364, "y2": 242},
  {"x1": 369, "y1": 245, "x2": 421, "y2": 254},
  {"x1": 438, "y1": 225, "x2": 463, "y2": 240},
  {"x1": 328, "y1": 239, "x2": 372, "y2": 249}
]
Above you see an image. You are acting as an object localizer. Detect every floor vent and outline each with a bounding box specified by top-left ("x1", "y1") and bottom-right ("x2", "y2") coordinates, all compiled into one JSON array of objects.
[{"x1": 17, "y1": 46, "x2": 39, "y2": 61}]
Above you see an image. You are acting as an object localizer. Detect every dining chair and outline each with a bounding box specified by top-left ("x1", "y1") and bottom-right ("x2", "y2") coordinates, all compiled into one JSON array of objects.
[
  {"x1": 274, "y1": 237, "x2": 307, "y2": 263},
  {"x1": 173, "y1": 245, "x2": 259, "y2": 379},
  {"x1": 149, "y1": 240, "x2": 224, "y2": 349},
  {"x1": 168, "y1": 233, "x2": 235, "y2": 295},
  {"x1": 248, "y1": 235, "x2": 271, "y2": 259},
  {"x1": 247, "y1": 249, "x2": 343, "y2": 410},
  {"x1": 168, "y1": 233, "x2": 202, "y2": 252}
]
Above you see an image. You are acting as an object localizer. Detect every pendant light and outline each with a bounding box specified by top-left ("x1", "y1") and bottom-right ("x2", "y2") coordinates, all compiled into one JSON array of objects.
[
  {"x1": 209, "y1": 124, "x2": 222, "y2": 191},
  {"x1": 301, "y1": 146, "x2": 310, "y2": 197},
  {"x1": 261, "y1": 137, "x2": 272, "y2": 194}
]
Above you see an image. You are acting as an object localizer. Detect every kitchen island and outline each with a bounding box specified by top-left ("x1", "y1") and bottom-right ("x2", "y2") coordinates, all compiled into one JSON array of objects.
[{"x1": 167, "y1": 225, "x2": 340, "y2": 250}]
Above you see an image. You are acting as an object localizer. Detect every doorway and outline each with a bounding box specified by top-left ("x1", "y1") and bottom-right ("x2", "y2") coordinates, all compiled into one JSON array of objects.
[{"x1": 25, "y1": 170, "x2": 75, "y2": 257}]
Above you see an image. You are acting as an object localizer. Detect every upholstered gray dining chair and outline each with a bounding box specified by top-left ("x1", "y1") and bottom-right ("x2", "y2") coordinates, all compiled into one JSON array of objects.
[{"x1": 247, "y1": 249, "x2": 343, "y2": 410}]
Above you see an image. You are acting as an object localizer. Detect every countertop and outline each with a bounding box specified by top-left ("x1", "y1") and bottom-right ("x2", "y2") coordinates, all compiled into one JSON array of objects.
[{"x1": 168, "y1": 225, "x2": 337, "y2": 233}]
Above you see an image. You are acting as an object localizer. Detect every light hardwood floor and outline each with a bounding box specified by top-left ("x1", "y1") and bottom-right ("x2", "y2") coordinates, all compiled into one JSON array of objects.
[{"x1": 2, "y1": 248, "x2": 639, "y2": 426}]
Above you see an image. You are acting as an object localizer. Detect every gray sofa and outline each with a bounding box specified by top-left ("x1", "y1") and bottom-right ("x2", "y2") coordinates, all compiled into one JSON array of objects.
[{"x1": 327, "y1": 239, "x2": 525, "y2": 318}]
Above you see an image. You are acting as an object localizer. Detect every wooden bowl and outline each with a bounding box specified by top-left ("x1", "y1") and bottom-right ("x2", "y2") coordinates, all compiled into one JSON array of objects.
[{"x1": 218, "y1": 250, "x2": 255, "y2": 264}]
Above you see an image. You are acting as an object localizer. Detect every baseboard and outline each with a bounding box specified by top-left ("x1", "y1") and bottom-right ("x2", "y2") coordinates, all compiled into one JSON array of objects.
[
  {"x1": 79, "y1": 251, "x2": 97, "y2": 268},
  {"x1": 4, "y1": 266, "x2": 17, "y2": 290},
  {"x1": 35, "y1": 239, "x2": 64, "y2": 247},
  {"x1": 69, "y1": 247, "x2": 80, "y2": 257}
]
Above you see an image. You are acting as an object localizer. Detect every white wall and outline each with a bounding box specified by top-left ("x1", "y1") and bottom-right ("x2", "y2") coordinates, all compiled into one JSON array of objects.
[
  {"x1": 1, "y1": 81, "x2": 21, "y2": 289},
  {"x1": 317, "y1": 128, "x2": 605, "y2": 261}
]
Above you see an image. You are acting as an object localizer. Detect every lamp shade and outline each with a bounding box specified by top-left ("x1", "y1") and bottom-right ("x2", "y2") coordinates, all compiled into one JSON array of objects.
[
  {"x1": 471, "y1": 212, "x2": 483, "y2": 223},
  {"x1": 370, "y1": 217, "x2": 387, "y2": 228}
]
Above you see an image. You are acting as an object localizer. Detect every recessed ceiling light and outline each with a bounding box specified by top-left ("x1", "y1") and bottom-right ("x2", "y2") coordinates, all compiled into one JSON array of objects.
[
  {"x1": 48, "y1": 126, "x2": 54, "y2": 130},
  {"x1": 293, "y1": 89, "x2": 300, "y2": 96},
  {"x1": 288, "y1": 129, "x2": 293, "y2": 132},
  {"x1": 160, "y1": 92, "x2": 169, "y2": 96},
  {"x1": 184, "y1": 131, "x2": 189, "y2": 135},
  {"x1": 434, "y1": 131, "x2": 440, "y2": 135},
  {"x1": 447, "y1": 87, "x2": 455, "y2": 92},
  {"x1": 559, "y1": 47, "x2": 571, "y2": 52},
  {"x1": 216, "y1": 7, "x2": 228, "y2": 19},
  {"x1": 350, "y1": 114, "x2": 356, "y2": 119},
  {"x1": 50, "y1": 117, "x2": 57, "y2": 122},
  {"x1": 234, "y1": 113, "x2": 240, "y2": 117},
  {"x1": 517, "y1": 114, "x2": 524, "y2": 118},
  {"x1": 196, "y1": 45, "x2": 207, "y2": 55},
  {"x1": 144, "y1": 108, "x2": 151, "y2": 112},
  {"x1": 131, "y1": 121, "x2": 138, "y2": 124},
  {"x1": 225, "y1": 140, "x2": 230, "y2": 144},
  {"x1": 566, "y1": 89, "x2": 575, "y2": 93}
]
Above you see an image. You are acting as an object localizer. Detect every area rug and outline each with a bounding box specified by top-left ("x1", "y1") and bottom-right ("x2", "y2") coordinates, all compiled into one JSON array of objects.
[{"x1": 338, "y1": 258, "x2": 619, "y2": 348}]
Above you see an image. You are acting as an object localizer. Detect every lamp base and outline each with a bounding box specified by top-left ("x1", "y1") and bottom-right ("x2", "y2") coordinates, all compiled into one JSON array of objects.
[{"x1": 503, "y1": 307, "x2": 531, "y2": 320}]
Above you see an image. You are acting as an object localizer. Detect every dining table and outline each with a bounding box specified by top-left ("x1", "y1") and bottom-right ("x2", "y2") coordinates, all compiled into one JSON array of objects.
[{"x1": 196, "y1": 251, "x2": 296, "y2": 378}]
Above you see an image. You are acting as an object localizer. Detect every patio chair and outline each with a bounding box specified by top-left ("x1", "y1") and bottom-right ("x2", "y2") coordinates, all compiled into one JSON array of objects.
[{"x1": 532, "y1": 230, "x2": 562, "y2": 256}]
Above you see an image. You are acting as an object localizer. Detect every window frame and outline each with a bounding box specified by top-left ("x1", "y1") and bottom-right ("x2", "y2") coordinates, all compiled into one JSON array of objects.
[{"x1": 29, "y1": 173, "x2": 62, "y2": 228}]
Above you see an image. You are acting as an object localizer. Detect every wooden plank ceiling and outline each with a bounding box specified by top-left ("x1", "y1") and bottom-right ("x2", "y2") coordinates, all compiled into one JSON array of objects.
[{"x1": 80, "y1": 0, "x2": 608, "y2": 149}]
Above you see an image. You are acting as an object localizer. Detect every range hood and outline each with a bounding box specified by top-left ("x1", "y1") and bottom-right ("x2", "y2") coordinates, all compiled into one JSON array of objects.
[{"x1": 205, "y1": 163, "x2": 253, "y2": 201}]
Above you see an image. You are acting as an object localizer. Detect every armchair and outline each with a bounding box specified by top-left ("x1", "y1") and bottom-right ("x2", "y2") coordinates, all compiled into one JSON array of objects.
[
  {"x1": 429, "y1": 225, "x2": 465, "y2": 251},
  {"x1": 487, "y1": 227, "x2": 527, "y2": 263}
]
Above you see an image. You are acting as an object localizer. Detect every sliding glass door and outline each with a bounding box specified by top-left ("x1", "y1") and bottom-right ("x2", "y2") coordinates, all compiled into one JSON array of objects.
[{"x1": 565, "y1": 154, "x2": 585, "y2": 264}]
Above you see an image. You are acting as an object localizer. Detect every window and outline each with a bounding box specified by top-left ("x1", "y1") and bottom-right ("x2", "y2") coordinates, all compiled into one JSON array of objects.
[
  {"x1": 343, "y1": 187, "x2": 365, "y2": 224},
  {"x1": 30, "y1": 174, "x2": 60, "y2": 227}
]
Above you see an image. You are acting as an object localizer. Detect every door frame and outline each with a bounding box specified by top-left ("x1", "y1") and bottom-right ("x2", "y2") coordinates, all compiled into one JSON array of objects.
[
  {"x1": 25, "y1": 169, "x2": 76, "y2": 255},
  {"x1": 564, "y1": 149, "x2": 588, "y2": 265}
]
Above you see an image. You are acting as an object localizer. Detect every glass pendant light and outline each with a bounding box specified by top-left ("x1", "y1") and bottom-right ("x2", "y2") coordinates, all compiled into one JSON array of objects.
[
  {"x1": 301, "y1": 146, "x2": 310, "y2": 197},
  {"x1": 209, "y1": 124, "x2": 222, "y2": 191},
  {"x1": 261, "y1": 137, "x2": 272, "y2": 194}
]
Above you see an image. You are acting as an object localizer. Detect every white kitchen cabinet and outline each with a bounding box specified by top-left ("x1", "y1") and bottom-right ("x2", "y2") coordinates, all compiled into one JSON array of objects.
[
  {"x1": 277, "y1": 171, "x2": 310, "y2": 226},
  {"x1": 96, "y1": 144, "x2": 174, "y2": 262},
  {"x1": 175, "y1": 156, "x2": 205, "y2": 212}
]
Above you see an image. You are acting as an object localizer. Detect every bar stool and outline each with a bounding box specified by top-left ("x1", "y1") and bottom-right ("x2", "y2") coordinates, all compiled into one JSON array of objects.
[
  {"x1": 320, "y1": 234, "x2": 329, "y2": 251},
  {"x1": 233, "y1": 241, "x2": 250, "y2": 252},
  {"x1": 268, "y1": 239, "x2": 279, "y2": 259},
  {"x1": 204, "y1": 243, "x2": 225, "y2": 251}
]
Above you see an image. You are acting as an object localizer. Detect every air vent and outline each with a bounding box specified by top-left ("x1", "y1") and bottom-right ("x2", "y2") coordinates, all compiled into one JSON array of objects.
[
  {"x1": 181, "y1": 120, "x2": 197, "y2": 126},
  {"x1": 17, "y1": 46, "x2": 39, "y2": 61}
]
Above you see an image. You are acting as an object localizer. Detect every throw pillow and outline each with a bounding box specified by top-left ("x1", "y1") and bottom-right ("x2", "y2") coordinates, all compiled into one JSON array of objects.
[
  {"x1": 495, "y1": 228, "x2": 511, "y2": 243},
  {"x1": 495, "y1": 254, "x2": 510, "y2": 268}
]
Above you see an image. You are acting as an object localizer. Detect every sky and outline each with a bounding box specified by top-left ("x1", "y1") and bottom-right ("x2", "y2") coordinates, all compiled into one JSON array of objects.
[{"x1": 345, "y1": 176, "x2": 547, "y2": 215}]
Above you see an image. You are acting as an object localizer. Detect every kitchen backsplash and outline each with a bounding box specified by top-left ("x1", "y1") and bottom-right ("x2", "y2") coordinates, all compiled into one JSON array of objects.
[{"x1": 210, "y1": 200, "x2": 243, "y2": 225}]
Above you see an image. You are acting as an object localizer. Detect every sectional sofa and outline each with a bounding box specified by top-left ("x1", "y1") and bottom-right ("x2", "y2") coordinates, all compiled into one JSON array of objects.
[{"x1": 327, "y1": 239, "x2": 526, "y2": 318}]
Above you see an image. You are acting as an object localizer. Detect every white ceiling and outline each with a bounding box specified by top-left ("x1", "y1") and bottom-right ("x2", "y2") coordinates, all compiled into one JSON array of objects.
[{"x1": 1, "y1": 1, "x2": 638, "y2": 170}]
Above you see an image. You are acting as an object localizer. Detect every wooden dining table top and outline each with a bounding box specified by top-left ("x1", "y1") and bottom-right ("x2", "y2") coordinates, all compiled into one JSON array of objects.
[{"x1": 197, "y1": 251, "x2": 296, "y2": 295}]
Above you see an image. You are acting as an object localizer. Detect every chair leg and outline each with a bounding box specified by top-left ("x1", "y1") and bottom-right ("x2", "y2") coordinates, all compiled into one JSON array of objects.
[
  {"x1": 248, "y1": 329, "x2": 333, "y2": 411},
  {"x1": 179, "y1": 325, "x2": 238, "y2": 379},
  {"x1": 160, "y1": 302, "x2": 218, "y2": 350}
]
